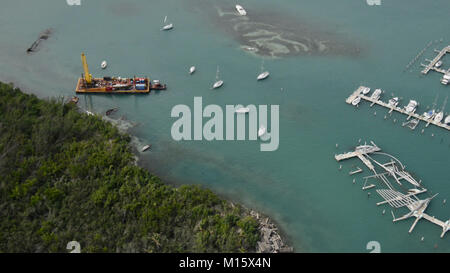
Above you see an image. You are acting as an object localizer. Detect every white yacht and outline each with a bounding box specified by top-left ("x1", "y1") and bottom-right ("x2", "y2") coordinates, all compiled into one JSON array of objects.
[
  {"x1": 444, "y1": 115, "x2": 450, "y2": 124},
  {"x1": 434, "y1": 111, "x2": 444, "y2": 123},
  {"x1": 212, "y1": 66, "x2": 223, "y2": 89},
  {"x1": 189, "y1": 66, "x2": 196, "y2": 74},
  {"x1": 257, "y1": 60, "x2": 269, "y2": 81},
  {"x1": 388, "y1": 97, "x2": 399, "y2": 107},
  {"x1": 435, "y1": 60, "x2": 443, "y2": 68},
  {"x1": 352, "y1": 96, "x2": 361, "y2": 106},
  {"x1": 235, "y1": 107, "x2": 250, "y2": 114},
  {"x1": 404, "y1": 100, "x2": 418, "y2": 114},
  {"x1": 161, "y1": 16, "x2": 173, "y2": 31},
  {"x1": 101, "y1": 60, "x2": 107, "y2": 69},
  {"x1": 371, "y1": 89, "x2": 382, "y2": 100},
  {"x1": 362, "y1": 87, "x2": 371, "y2": 95},
  {"x1": 235, "y1": 5, "x2": 247, "y2": 16},
  {"x1": 258, "y1": 126, "x2": 266, "y2": 137}
]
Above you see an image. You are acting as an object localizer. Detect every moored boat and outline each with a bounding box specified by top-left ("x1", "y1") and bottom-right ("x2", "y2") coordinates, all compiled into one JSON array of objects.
[
  {"x1": 371, "y1": 89, "x2": 382, "y2": 100},
  {"x1": 235, "y1": 5, "x2": 247, "y2": 16},
  {"x1": 404, "y1": 100, "x2": 418, "y2": 114},
  {"x1": 433, "y1": 111, "x2": 444, "y2": 123},
  {"x1": 388, "y1": 97, "x2": 399, "y2": 107},
  {"x1": 189, "y1": 66, "x2": 196, "y2": 74},
  {"x1": 352, "y1": 96, "x2": 361, "y2": 106},
  {"x1": 362, "y1": 87, "x2": 371, "y2": 95},
  {"x1": 258, "y1": 125, "x2": 266, "y2": 137}
]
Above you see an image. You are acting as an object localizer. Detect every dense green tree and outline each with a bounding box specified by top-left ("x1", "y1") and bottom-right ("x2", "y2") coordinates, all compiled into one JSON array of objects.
[{"x1": 0, "y1": 82, "x2": 260, "y2": 253}]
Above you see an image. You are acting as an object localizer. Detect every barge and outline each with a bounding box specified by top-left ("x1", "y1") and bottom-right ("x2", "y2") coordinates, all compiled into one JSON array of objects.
[{"x1": 76, "y1": 53, "x2": 165, "y2": 94}]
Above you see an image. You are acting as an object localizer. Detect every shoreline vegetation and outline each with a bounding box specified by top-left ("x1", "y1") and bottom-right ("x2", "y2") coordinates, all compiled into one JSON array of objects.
[{"x1": 0, "y1": 81, "x2": 292, "y2": 253}]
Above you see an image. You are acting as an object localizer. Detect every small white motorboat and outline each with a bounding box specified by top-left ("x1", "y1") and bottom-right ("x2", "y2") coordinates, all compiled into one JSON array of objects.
[
  {"x1": 258, "y1": 126, "x2": 266, "y2": 137},
  {"x1": 189, "y1": 66, "x2": 196, "y2": 74},
  {"x1": 435, "y1": 60, "x2": 443, "y2": 68},
  {"x1": 235, "y1": 107, "x2": 250, "y2": 114},
  {"x1": 388, "y1": 97, "x2": 399, "y2": 107},
  {"x1": 352, "y1": 96, "x2": 361, "y2": 106},
  {"x1": 161, "y1": 16, "x2": 173, "y2": 31},
  {"x1": 371, "y1": 89, "x2": 382, "y2": 100},
  {"x1": 141, "y1": 145, "x2": 152, "y2": 152},
  {"x1": 101, "y1": 60, "x2": 107, "y2": 69},
  {"x1": 362, "y1": 87, "x2": 371, "y2": 95},
  {"x1": 236, "y1": 4, "x2": 247, "y2": 16},
  {"x1": 212, "y1": 66, "x2": 224, "y2": 89}
]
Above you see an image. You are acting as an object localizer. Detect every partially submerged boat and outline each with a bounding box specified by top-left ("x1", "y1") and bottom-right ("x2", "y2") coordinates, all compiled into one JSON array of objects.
[
  {"x1": 142, "y1": 144, "x2": 152, "y2": 152},
  {"x1": 235, "y1": 5, "x2": 247, "y2": 16}
]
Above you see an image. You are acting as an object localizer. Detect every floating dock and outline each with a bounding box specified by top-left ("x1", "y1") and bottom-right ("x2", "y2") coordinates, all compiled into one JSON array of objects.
[
  {"x1": 421, "y1": 46, "x2": 450, "y2": 74},
  {"x1": 346, "y1": 86, "x2": 450, "y2": 131}
]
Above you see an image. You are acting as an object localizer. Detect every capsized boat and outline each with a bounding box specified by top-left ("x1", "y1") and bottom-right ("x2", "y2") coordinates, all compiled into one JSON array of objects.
[
  {"x1": 258, "y1": 125, "x2": 266, "y2": 137},
  {"x1": 352, "y1": 96, "x2": 361, "y2": 106},
  {"x1": 404, "y1": 100, "x2": 418, "y2": 114},
  {"x1": 371, "y1": 89, "x2": 382, "y2": 100},
  {"x1": 189, "y1": 66, "x2": 196, "y2": 74},
  {"x1": 236, "y1": 5, "x2": 247, "y2": 16},
  {"x1": 142, "y1": 144, "x2": 152, "y2": 152},
  {"x1": 388, "y1": 97, "x2": 399, "y2": 107},
  {"x1": 433, "y1": 111, "x2": 444, "y2": 123}
]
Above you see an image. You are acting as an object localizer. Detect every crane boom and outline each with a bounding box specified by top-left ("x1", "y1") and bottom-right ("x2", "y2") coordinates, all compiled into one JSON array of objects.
[{"x1": 81, "y1": 53, "x2": 92, "y2": 84}]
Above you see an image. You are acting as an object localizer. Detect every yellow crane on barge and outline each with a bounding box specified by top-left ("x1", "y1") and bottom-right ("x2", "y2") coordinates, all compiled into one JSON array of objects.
[{"x1": 76, "y1": 53, "x2": 166, "y2": 94}]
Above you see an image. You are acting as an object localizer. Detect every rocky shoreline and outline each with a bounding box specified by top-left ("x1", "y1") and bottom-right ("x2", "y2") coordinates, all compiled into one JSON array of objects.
[{"x1": 248, "y1": 210, "x2": 294, "y2": 253}]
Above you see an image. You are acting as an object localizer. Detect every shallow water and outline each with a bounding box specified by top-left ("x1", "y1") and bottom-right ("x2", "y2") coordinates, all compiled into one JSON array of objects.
[{"x1": 0, "y1": 0, "x2": 449, "y2": 252}]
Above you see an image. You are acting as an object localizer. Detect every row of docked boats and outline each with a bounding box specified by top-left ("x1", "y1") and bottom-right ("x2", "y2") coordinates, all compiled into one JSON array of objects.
[{"x1": 351, "y1": 87, "x2": 450, "y2": 125}]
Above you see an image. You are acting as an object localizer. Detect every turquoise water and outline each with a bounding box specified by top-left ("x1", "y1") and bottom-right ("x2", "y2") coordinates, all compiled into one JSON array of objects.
[{"x1": 1, "y1": 0, "x2": 449, "y2": 252}]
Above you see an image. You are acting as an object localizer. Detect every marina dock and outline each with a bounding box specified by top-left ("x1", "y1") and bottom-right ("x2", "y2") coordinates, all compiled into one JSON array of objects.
[
  {"x1": 346, "y1": 86, "x2": 450, "y2": 131},
  {"x1": 421, "y1": 46, "x2": 450, "y2": 74},
  {"x1": 335, "y1": 143, "x2": 380, "y2": 171}
]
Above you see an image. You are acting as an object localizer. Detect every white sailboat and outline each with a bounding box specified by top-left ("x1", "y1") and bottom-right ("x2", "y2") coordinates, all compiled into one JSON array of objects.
[
  {"x1": 189, "y1": 66, "x2": 196, "y2": 74},
  {"x1": 235, "y1": 5, "x2": 247, "y2": 16},
  {"x1": 444, "y1": 115, "x2": 450, "y2": 124},
  {"x1": 212, "y1": 66, "x2": 224, "y2": 89},
  {"x1": 161, "y1": 16, "x2": 173, "y2": 31},
  {"x1": 257, "y1": 60, "x2": 269, "y2": 81},
  {"x1": 434, "y1": 96, "x2": 448, "y2": 123}
]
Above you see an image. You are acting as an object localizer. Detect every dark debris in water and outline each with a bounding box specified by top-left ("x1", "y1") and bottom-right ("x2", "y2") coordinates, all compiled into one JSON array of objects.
[{"x1": 26, "y1": 28, "x2": 53, "y2": 54}]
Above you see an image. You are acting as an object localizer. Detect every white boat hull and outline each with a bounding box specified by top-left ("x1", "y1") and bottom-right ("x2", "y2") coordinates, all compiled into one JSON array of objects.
[
  {"x1": 257, "y1": 71, "x2": 270, "y2": 80},
  {"x1": 236, "y1": 5, "x2": 247, "y2": 16},
  {"x1": 213, "y1": 80, "x2": 223, "y2": 89}
]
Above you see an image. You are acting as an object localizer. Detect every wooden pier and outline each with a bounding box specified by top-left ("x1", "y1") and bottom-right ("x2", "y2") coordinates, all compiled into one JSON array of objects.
[
  {"x1": 421, "y1": 46, "x2": 450, "y2": 75},
  {"x1": 346, "y1": 86, "x2": 450, "y2": 131}
]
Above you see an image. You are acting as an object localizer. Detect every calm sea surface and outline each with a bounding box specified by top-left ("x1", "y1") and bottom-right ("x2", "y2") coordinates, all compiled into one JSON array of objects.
[{"x1": 1, "y1": 0, "x2": 449, "y2": 252}]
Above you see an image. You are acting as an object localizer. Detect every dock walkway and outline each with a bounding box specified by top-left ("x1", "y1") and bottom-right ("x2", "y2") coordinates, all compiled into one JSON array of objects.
[
  {"x1": 421, "y1": 46, "x2": 450, "y2": 75},
  {"x1": 346, "y1": 86, "x2": 450, "y2": 131}
]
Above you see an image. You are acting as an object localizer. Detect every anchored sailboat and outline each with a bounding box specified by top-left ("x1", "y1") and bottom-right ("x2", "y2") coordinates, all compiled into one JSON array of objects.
[{"x1": 212, "y1": 66, "x2": 224, "y2": 89}]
